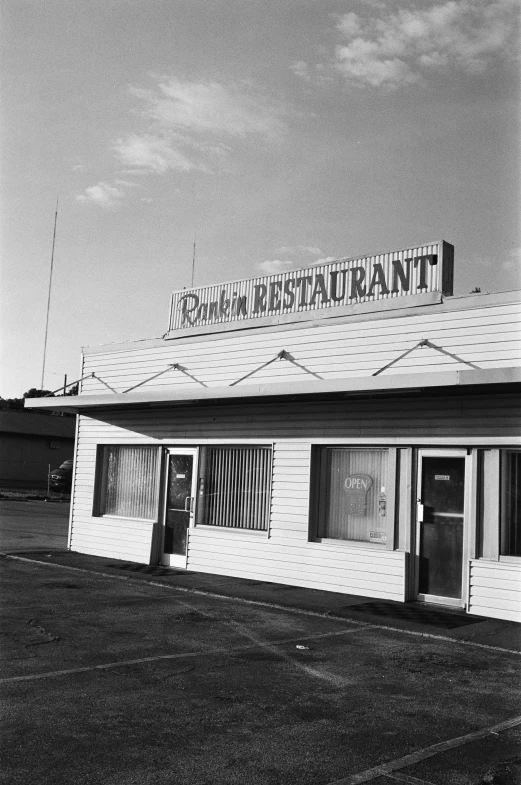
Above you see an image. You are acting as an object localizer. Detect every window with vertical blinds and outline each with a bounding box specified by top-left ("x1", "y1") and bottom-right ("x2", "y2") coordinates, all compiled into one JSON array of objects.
[
  {"x1": 314, "y1": 448, "x2": 389, "y2": 544},
  {"x1": 196, "y1": 446, "x2": 272, "y2": 531},
  {"x1": 96, "y1": 446, "x2": 160, "y2": 520}
]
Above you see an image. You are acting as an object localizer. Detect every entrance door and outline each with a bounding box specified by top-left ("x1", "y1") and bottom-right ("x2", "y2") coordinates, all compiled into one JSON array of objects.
[
  {"x1": 417, "y1": 451, "x2": 467, "y2": 606},
  {"x1": 162, "y1": 449, "x2": 197, "y2": 567}
]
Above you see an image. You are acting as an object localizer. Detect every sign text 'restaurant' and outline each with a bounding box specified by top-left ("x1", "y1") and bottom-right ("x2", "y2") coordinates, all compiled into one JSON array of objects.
[{"x1": 168, "y1": 242, "x2": 453, "y2": 331}]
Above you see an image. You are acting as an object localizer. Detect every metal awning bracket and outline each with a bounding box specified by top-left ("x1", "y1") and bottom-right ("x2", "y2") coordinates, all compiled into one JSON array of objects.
[
  {"x1": 373, "y1": 339, "x2": 480, "y2": 376},
  {"x1": 231, "y1": 350, "x2": 323, "y2": 386}
]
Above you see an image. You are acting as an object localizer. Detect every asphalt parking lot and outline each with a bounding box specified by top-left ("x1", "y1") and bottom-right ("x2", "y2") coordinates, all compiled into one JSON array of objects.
[
  {"x1": 0, "y1": 499, "x2": 69, "y2": 552},
  {"x1": 1, "y1": 501, "x2": 520, "y2": 784}
]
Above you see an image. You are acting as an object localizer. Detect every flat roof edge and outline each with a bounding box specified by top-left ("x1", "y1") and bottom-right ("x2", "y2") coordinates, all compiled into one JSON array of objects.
[{"x1": 24, "y1": 366, "x2": 521, "y2": 412}]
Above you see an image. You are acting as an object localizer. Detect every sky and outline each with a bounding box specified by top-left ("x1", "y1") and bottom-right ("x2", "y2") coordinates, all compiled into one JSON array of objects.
[{"x1": 2, "y1": 0, "x2": 520, "y2": 397}]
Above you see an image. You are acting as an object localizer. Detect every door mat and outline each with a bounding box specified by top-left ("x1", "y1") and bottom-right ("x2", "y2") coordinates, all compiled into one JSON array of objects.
[
  {"x1": 107, "y1": 563, "x2": 186, "y2": 577},
  {"x1": 339, "y1": 601, "x2": 485, "y2": 629}
]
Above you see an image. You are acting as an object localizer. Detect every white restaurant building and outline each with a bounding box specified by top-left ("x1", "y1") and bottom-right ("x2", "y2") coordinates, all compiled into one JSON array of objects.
[{"x1": 26, "y1": 241, "x2": 521, "y2": 622}]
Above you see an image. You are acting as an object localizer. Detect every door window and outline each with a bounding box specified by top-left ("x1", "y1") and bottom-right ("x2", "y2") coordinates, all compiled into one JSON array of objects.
[
  {"x1": 164, "y1": 452, "x2": 195, "y2": 558},
  {"x1": 418, "y1": 455, "x2": 465, "y2": 600}
]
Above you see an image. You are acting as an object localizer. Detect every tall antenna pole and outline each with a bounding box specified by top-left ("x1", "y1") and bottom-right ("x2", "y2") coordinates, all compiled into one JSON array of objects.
[
  {"x1": 190, "y1": 234, "x2": 196, "y2": 288},
  {"x1": 41, "y1": 198, "x2": 58, "y2": 389}
]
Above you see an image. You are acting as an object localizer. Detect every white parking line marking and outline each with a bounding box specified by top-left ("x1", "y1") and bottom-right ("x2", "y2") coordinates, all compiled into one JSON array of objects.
[
  {"x1": 3, "y1": 554, "x2": 521, "y2": 657},
  {"x1": 386, "y1": 773, "x2": 436, "y2": 785},
  {"x1": 326, "y1": 716, "x2": 521, "y2": 785},
  {"x1": 0, "y1": 626, "x2": 366, "y2": 684}
]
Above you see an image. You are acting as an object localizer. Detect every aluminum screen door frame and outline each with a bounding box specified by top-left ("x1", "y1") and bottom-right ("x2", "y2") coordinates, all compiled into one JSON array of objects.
[
  {"x1": 161, "y1": 447, "x2": 198, "y2": 568},
  {"x1": 415, "y1": 449, "x2": 471, "y2": 609}
]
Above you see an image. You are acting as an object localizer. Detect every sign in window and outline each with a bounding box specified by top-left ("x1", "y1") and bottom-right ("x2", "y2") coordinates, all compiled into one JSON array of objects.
[{"x1": 315, "y1": 448, "x2": 389, "y2": 544}]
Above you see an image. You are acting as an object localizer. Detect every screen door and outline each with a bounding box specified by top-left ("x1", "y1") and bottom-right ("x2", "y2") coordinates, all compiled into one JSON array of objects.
[
  {"x1": 417, "y1": 451, "x2": 466, "y2": 605},
  {"x1": 162, "y1": 449, "x2": 197, "y2": 567}
]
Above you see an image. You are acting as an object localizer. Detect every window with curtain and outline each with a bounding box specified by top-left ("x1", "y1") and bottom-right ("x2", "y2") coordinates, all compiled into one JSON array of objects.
[
  {"x1": 196, "y1": 446, "x2": 272, "y2": 531},
  {"x1": 501, "y1": 451, "x2": 521, "y2": 556},
  {"x1": 96, "y1": 446, "x2": 160, "y2": 520},
  {"x1": 314, "y1": 448, "x2": 389, "y2": 544}
]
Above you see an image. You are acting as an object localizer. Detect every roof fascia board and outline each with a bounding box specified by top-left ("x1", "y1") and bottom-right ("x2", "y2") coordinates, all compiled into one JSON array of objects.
[
  {"x1": 24, "y1": 366, "x2": 521, "y2": 413},
  {"x1": 163, "y1": 291, "x2": 442, "y2": 340}
]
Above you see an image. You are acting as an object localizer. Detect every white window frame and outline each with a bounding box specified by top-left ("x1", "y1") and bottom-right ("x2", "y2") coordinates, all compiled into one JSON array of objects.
[
  {"x1": 311, "y1": 446, "x2": 397, "y2": 549},
  {"x1": 93, "y1": 444, "x2": 162, "y2": 521},
  {"x1": 194, "y1": 444, "x2": 273, "y2": 534}
]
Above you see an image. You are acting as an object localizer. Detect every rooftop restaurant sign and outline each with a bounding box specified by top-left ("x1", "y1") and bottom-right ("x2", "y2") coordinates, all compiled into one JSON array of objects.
[{"x1": 168, "y1": 240, "x2": 454, "y2": 334}]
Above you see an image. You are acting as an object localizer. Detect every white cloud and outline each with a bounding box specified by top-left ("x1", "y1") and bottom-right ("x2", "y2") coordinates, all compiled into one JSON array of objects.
[
  {"x1": 292, "y1": 61, "x2": 312, "y2": 81},
  {"x1": 295, "y1": 0, "x2": 518, "y2": 89},
  {"x1": 502, "y1": 247, "x2": 521, "y2": 272},
  {"x1": 108, "y1": 76, "x2": 287, "y2": 183},
  {"x1": 337, "y1": 12, "x2": 362, "y2": 37},
  {"x1": 114, "y1": 179, "x2": 138, "y2": 188},
  {"x1": 114, "y1": 134, "x2": 206, "y2": 174},
  {"x1": 257, "y1": 252, "x2": 336, "y2": 274},
  {"x1": 275, "y1": 245, "x2": 323, "y2": 255},
  {"x1": 78, "y1": 76, "x2": 287, "y2": 205},
  {"x1": 300, "y1": 245, "x2": 323, "y2": 255},
  {"x1": 311, "y1": 256, "x2": 338, "y2": 266},
  {"x1": 134, "y1": 77, "x2": 286, "y2": 141},
  {"x1": 76, "y1": 182, "x2": 124, "y2": 208},
  {"x1": 257, "y1": 260, "x2": 296, "y2": 274}
]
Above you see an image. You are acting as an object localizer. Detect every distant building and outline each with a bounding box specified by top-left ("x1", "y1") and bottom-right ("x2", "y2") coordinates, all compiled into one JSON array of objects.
[
  {"x1": 0, "y1": 410, "x2": 76, "y2": 489},
  {"x1": 26, "y1": 240, "x2": 521, "y2": 621}
]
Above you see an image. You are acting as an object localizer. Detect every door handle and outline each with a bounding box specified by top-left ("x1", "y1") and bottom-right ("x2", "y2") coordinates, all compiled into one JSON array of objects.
[
  {"x1": 417, "y1": 502, "x2": 424, "y2": 522},
  {"x1": 184, "y1": 496, "x2": 194, "y2": 512}
]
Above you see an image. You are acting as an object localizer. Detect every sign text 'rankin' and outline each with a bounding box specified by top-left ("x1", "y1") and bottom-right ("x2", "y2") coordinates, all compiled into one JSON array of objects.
[{"x1": 179, "y1": 254, "x2": 437, "y2": 326}]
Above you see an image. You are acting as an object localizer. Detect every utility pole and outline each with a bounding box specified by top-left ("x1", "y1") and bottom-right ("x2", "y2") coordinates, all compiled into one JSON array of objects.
[{"x1": 41, "y1": 198, "x2": 59, "y2": 389}]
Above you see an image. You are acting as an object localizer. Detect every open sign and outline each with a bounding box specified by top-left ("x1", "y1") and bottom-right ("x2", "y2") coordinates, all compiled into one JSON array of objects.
[
  {"x1": 344, "y1": 475, "x2": 373, "y2": 492},
  {"x1": 344, "y1": 474, "x2": 373, "y2": 516}
]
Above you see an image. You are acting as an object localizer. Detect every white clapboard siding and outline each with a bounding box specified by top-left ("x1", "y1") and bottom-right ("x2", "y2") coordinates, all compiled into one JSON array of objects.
[
  {"x1": 69, "y1": 418, "x2": 154, "y2": 563},
  {"x1": 87, "y1": 302, "x2": 520, "y2": 369},
  {"x1": 69, "y1": 429, "x2": 406, "y2": 597},
  {"x1": 80, "y1": 349, "x2": 521, "y2": 390},
  {"x1": 86, "y1": 318, "x2": 518, "y2": 371},
  {"x1": 269, "y1": 443, "x2": 310, "y2": 540},
  {"x1": 187, "y1": 529, "x2": 405, "y2": 600},
  {"x1": 468, "y1": 560, "x2": 521, "y2": 622},
  {"x1": 70, "y1": 520, "x2": 154, "y2": 563},
  {"x1": 185, "y1": 440, "x2": 405, "y2": 600},
  {"x1": 79, "y1": 298, "x2": 521, "y2": 395}
]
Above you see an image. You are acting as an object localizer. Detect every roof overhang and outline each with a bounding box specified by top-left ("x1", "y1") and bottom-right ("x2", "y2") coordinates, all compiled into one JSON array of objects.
[{"x1": 24, "y1": 366, "x2": 521, "y2": 414}]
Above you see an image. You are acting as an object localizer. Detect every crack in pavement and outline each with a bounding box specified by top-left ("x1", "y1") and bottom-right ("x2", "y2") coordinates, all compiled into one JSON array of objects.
[{"x1": 24, "y1": 618, "x2": 60, "y2": 649}]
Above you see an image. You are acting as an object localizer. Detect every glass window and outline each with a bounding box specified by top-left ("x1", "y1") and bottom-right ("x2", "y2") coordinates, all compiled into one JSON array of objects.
[
  {"x1": 501, "y1": 451, "x2": 521, "y2": 556},
  {"x1": 314, "y1": 448, "x2": 389, "y2": 544},
  {"x1": 196, "y1": 446, "x2": 272, "y2": 531},
  {"x1": 96, "y1": 446, "x2": 160, "y2": 520}
]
